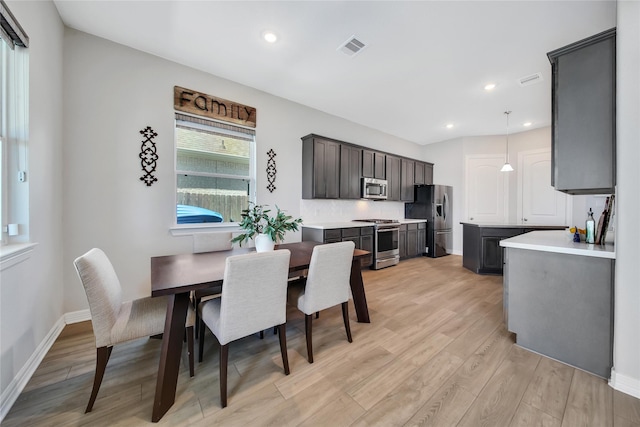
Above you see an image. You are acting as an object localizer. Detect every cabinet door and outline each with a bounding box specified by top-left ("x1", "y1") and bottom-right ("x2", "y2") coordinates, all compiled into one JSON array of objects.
[
  {"x1": 360, "y1": 234, "x2": 374, "y2": 268},
  {"x1": 362, "y1": 150, "x2": 375, "y2": 178},
  {"x1": 424, "y1": 163, "x2": 434, "y2": 185},
  {"x1": 481, "y1": 236, "x2": 504, "y2": 271},
  {"x1": 417, "y1": 226, "x2": 426, "y2": 255},
  {"x1": 406, "y1": 226, "x2": 418, "y2": 258},
  {"x1": 549, "y1": 29, "x2": 615, "y2": 194},
  {"x1": 385, "y1": 155, "x2": 401, "y2": 201},
  {"x1": 398, "y1": 228, "x2": 407, "y2": 259},
  {"x1": 414, "y1": 162, "x2": 425, "y2": 185},
  {"x1": 401, "y1": 159, "x2": 415, "y2": 201},
  {"x1": 311, "y1": 138, "x2": 340, "y2": 198},
  {"x1": 340, "y1": 145, "x2": 362, "y2": 199},
  {"x1": 374, "y1": 153, "x2": 386, "y2": 179}
]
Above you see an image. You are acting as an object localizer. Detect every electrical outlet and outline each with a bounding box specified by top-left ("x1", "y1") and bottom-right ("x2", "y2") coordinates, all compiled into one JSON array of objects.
[{"x1": 18, "y1": 171, "x2": 26, "y2": 182}]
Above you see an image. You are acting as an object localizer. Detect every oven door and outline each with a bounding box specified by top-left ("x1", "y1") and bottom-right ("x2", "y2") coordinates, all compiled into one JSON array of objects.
[{"x1": 376, "y1": 226, "x2": 400, "y2": 262}]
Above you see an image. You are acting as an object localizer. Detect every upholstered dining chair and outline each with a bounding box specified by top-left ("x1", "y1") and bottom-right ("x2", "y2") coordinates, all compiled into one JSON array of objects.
[
  {"x1": 73, "y1": 248, "x2": 195, "y2": 413},
  {"x1": 288, "y1": 241, "x2": 355, "y2": 363},
  {"x1": 198, "y1": 249, "x2": 291, "y2": 408},
  {"x1": 192, "y1": 232, "x2": 233, "y2": 336}
]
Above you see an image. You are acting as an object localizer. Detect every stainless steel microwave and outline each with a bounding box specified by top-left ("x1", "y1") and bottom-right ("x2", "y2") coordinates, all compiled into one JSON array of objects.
[{"x1": 362, "y1": 177, "x2": 388, "y2": 200}]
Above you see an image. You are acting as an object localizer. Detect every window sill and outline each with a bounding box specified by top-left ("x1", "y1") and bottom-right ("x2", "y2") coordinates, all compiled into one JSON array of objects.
[
  {"x1": 169, "y1": 223, "x2": 242, "y2": 236},
  {"x1": 1, "y1": 242, "x2": 38, "y2": 271}
]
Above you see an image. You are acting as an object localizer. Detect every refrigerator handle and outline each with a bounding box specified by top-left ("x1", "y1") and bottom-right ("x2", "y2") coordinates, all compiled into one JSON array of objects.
[{"x1": 443, "y1": 191, "x2": 448, "y2": 223}]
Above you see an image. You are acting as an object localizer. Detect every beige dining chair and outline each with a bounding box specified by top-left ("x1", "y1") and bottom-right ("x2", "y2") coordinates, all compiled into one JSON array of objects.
[
  {"x1": 73, "y1": 248, "x2": 195, "y2": 413},
  {"x1": 288, "y1": 241, "x2": 355, "y2": 363},
  {"x1": 198, "y1": 249, "x2": 291, "y2": 408},
  {"x1": 192, "y1": 232, "x2": 232, "y2": 336}
]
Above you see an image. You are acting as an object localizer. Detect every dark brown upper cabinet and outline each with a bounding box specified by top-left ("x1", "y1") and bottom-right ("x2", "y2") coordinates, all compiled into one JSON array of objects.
[
  {"x1": 547, "y1": 28, "x2": 616, "y2": 195},
  {"x1": 340, "y1": 144, "x2": 362, "y2": 199},
  {"x1": 302, "y1": 134, "x2": 340, "y2": 199},
  {"x1": 362, "y1": 149, "x2": 386, "y2": 179}
]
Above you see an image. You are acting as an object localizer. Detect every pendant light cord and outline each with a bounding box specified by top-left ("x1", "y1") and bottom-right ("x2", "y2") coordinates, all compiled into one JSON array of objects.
[{"x1": 504, "y1": 110, "x2": 511, "y2": 162}]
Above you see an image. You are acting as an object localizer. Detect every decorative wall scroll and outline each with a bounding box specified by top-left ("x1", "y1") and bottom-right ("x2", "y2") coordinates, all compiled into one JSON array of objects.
[
  {"x1": 266, "y1": 149, "x2": 277, "y2": 193},
  {"x1": 174, "y1": 86, "x2": 257, "y2": 128},
  {"x1": 139, "y1": 126, "x2": 158, "y2": 186}
]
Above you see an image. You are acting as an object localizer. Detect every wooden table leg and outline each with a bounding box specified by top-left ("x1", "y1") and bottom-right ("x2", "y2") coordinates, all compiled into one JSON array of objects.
[
  {"x1": 152, "y1": 292, "x2": 189, "y2": 422},
  {"x1": 349, "y1": 259, "x2": 370, "y2": 323}
]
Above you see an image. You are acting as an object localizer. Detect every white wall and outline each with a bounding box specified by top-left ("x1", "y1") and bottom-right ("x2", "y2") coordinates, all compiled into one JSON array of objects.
[
  {"x1": 61, "y1": 28, "x2": 421, "y2": 311},
  {"x1": 0, "y1": 0, "x2": 64, "y2": 398},
  {"x1": 611, "y1": 0, "x2": 640, "y2": 398}
]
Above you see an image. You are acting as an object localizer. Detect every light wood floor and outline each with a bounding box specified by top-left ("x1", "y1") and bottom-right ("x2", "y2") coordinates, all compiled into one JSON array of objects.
[{"x1": 4, "y1": 255, "x2": 640, "y2": 426}]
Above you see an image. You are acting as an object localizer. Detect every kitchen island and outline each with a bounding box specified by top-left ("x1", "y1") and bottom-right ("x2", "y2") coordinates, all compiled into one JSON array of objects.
[
  {"x1": 501, "y1": 230, "x2": 615, "y2": 378},
  {"x1": 461, "y1": 222, "x2": 567, "y2": 274}
]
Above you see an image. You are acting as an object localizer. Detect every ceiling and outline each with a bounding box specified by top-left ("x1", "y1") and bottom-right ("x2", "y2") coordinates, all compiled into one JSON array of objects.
[{"x1": 52, "y1": 1, "x2": 616, "y2": 145}]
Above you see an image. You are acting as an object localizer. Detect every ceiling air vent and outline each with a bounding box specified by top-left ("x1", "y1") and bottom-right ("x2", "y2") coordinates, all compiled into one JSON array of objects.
[
  {"x1": 518, "y1": 72, "x2": 543, "y2": 87},
  {"x1": 338, "y1": 35, "x2": 366, "y2": 57}
]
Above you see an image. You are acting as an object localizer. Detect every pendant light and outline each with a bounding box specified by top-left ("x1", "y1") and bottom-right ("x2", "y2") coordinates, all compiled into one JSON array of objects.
[{"x1": 500, "y1": 110, "x2": 514, "y2": 172}]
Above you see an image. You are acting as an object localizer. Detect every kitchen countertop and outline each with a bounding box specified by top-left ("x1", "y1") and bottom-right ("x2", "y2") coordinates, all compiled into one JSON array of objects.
[
  {"x1": 460, "y1": 221, "x2": 567, "y2": 229},
  {"x1": 303, "y1": 219, "x2": 427, "y2": 230},
  {"x1": 500, "y1": 230, "x2": 615, "y2": 259}
]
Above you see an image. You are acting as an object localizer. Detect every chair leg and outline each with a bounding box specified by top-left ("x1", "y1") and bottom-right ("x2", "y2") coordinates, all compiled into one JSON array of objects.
[
  {"x1": 198, "y1": 318, "x2": 206, "y2": 363},
  {"x1": 342, "y1": 302, "x2": 353, "y2": 343},
  {"x1": 194, "y1": 297, "x2": 201, "y2": 338},
  {"x1": 277, "y1": 323, "x2": 290, "y2": 375},
  {"x1": 305, "y1": 314, "x2": 314, "y2": 363},
  {"x1": 86, "y1": 346, "x2": 112, "y2": 413},
  {"x1": 186, "y1": 326, "x2": 194, "y2": 377},
  {"x1": 219, "y1": 343, "x2": 229, "y2": 408}
]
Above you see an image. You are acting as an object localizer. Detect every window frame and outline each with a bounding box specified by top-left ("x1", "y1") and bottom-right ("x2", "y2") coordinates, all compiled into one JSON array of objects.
[{"x1": 172, "y1": 112, "x2": 256, "y2": 230}]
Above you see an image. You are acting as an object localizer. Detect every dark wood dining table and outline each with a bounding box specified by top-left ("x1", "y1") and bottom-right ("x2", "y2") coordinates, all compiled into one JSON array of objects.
[{"x1": 149, "y1": 241, "x2": 371, "y2": 422}]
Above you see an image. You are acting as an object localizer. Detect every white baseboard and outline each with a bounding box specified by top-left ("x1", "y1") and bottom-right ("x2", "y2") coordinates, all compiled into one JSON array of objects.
[
  {"x1": 64, "y1": 308, "x2": 91, "y2": 324},
  {"x1": 610, "y1": 369, "x2": 640, "y2": 399},
  {"x1": 0, "y1": 315, "x2": 66, "y2": 423}
]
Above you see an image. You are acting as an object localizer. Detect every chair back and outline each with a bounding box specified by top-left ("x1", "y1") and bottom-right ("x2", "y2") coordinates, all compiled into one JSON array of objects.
[
  {"x1": 217, "y1": 249, "x2": 291, "y2": 344},
  {"x1": 193, "y1": 232, "x2": 233, "y2": 253},
  {"x1": 301, "y1": 241, "x2": 355, "y2": 314},
  {"x1": 73, "y1": 248, "x2": 123, "y2": 348}
]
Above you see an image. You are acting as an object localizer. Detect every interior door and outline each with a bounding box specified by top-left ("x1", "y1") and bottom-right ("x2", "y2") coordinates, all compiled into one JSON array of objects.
[
  {"x1": 518, "y1": 149, "x2": 569, "y2": 225},
  {"x1": 465, "y1": 155, "x2": 508, "y2": 223}
]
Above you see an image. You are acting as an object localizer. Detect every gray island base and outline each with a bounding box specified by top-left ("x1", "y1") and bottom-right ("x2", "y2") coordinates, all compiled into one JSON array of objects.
[{"x1": 501, "y1": 231, "x2": 615, "y2": 379}]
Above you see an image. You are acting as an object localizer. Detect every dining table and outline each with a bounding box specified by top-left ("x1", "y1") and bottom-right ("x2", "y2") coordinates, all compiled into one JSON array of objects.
[{"x1": 149, "y1": 241, "x2": 370, "y2": 422}]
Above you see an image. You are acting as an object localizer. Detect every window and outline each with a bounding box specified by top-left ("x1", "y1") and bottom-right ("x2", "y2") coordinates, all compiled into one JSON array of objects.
[
  {"x1": 1, "y1": 1, "x2": 29, "y2": 245},
  {"x1": 175, "y1": 113, "x2": 255, "y2": 225}
]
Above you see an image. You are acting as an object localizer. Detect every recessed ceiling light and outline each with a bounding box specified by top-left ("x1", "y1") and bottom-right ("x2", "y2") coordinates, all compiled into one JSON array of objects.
[
  {"x1": 484, "y1": 83, "x2": 496, "y2": 91},
  {"x1": 262, "y1": 31, "x2": 278, "y2": 43},
  {"x1": 523, "y1": 122, "x2": 532, "y2": 127},
  {"x1": 446, "y1": 123, "x2": 454, "y2": 129}
]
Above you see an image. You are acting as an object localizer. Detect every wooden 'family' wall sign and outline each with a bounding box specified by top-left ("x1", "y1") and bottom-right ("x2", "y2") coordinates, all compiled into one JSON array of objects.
[{"x1": 174, "y1": 86, "x2": 257, "y2": 128}]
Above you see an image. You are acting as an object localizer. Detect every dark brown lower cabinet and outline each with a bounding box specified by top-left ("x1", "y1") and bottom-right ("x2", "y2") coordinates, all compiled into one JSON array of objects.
[{"x1": 302, "y1": 226, "x2": 373, "y2": 268}]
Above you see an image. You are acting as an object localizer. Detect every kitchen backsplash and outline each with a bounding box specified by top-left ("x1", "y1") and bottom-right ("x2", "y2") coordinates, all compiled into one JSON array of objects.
[{"x1": 300, "y1": 199, "x2": 405, "y2": 223}]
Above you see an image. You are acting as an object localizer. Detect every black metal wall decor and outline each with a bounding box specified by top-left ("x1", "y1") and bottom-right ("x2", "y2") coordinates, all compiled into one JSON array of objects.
[
  {"x1": 266, "y1": 149, "x2": 277, "y2": 192},
  {"x1": 139, "y1": 126, "x2": 158, "y2": 186}
]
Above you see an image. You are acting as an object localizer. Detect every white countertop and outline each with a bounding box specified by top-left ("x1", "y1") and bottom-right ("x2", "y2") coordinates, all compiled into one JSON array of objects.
[
  {"x1": 303, "y1": 219, "x2": 427, "y2": 230},
  {"x1": 460, "y1": 221, "x2": 566, "y2": 229},
  {"x1": 500, "y1": 230, "x2": 615, "y2": 259}
]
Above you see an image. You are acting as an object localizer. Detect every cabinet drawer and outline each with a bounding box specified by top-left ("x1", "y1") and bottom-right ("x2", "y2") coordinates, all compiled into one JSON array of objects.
[
  {"x1": 324, "y1": 229, "x2": 341, "y2": 240},
  {"x1": 418, "y1": 222, "x2": 426, "y2": 229},
  {"x1": 341, "y1": 227, "x2": 361, "y2": 238},
  {"x1": 407, "y1": 223, "x2": 418, "y2": 231},
  {"x1": 360, "y1": 226, "x2": 374, "y2": 236}
]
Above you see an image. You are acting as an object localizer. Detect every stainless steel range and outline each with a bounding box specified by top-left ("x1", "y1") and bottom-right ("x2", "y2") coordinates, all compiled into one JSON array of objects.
[{"x1": 353, "y1": 219, "x2": 400, "y2": 270}]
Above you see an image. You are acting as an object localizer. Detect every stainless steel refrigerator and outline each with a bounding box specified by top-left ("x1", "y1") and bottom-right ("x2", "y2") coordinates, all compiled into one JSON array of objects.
[{"x1": 404, "y1": 185, "x2": 453, "y2": 257}]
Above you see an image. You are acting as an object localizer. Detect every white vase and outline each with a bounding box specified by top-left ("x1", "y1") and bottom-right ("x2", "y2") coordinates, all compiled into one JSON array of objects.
[{"x1": 254, "y1": 233, "x2": 275, "y2": 252}]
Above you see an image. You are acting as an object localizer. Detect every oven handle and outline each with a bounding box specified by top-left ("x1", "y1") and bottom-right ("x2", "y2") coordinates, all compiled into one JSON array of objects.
[{"x1": 376, "y1": 227, "x2": 400, "y2": 232}]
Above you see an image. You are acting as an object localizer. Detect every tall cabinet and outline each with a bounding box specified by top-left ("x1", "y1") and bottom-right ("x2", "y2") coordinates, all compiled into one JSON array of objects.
[{"x1": 547, "y1": 28, "x2": 616, "y2": 194}]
